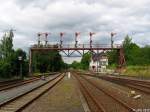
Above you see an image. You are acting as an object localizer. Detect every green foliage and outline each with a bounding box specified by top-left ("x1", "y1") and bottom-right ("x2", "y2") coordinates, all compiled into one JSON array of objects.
[
  {"x1": 32, "y1": 51, "x2": 65, "y2": 73},
  {"x1": 0, "y1": 30, "x2": 66, "y2": 78},
  {"x1": 0, "y1": 31, "x2": 28, "y2": 79},
  {"x1": 70, "y1": 52, "x2": 91, "y2": 70},
  {"x1": 107, "y1": 35, "x2": 150, "y2": 66},
  {"x1": 123, "y1": 35, "x2": 140, "y2": 65},
  {"x1": 0, "y1": 31, "x2": 14, "y2": 58},
  {"x1": 14, "y1": 49, "x2": 28, "y2": 76},
  {"x1": 122, "y1": 66, "x2": 150, "y2": 78},
  {"x1": 0, "y1": 60, "x2": 12, "y2": 78},
  {"x1": 107, "y1": 50, "x2": 117, "y2": 66},
  {"x1": 70, "y1": 61, "x2": 81, "y2": 69},
  {"x1": 80, "y1": 52, "x2": 91, "y2": 70}
]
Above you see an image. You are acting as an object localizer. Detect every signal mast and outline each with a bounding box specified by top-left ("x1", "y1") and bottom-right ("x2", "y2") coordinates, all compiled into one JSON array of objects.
[
  {"x1": 111, "y1": 32, "x2": 117, "y2": 48},
  {"x1": 75, "y1": 32, "x2": 80, "y2": 48},
  {"x1": 60, "y1": 32, "x2": 65, "y2": 48},
  {"x1": 89, "y1": 32, "x2": 95, "y2": 48},
  {"x1": 37, "y1": 32, "x2": 50, "y2": 46}
]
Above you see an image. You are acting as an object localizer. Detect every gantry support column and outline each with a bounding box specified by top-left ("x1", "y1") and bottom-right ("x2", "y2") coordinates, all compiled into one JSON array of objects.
[
  {"x1": 29, "y1": 49, "x2": 32, "y2": 76},
  {"x1": 118, "y1": 48, "x2": 126, "y2": 68}
]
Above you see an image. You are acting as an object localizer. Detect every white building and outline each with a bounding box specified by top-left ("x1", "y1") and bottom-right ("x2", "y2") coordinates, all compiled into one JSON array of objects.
[{"x1": 89, "y1": 52, "x2": 108, "y2": 73}]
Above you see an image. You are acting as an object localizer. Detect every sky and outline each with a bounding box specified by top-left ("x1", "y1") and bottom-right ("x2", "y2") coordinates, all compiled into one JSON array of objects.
[{"x1": 0, "y1": 0, "x2": 150, "y2": 63}]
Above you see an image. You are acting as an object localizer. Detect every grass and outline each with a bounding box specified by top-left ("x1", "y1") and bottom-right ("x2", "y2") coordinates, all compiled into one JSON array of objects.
[{"x1": 121, "y1": 66, "x2": 150, "y2": 79}]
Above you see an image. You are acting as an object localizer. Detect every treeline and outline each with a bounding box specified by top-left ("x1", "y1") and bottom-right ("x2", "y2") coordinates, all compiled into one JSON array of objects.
[
  {"x1": 70, "y1": 52, "x2": 91, "y2": 70},
  {"x1": 0, "y1": 31, "x2": 67, "y2": 79},
  {"x1": 0, "y1": 31, "x2": 28, "y2": 78},
  {"x1": 32, "y1": 51, "x2": 68, "y2": 73},
  {"x1": 107, "y1": 35, "x2": 150, "y2": 66}
]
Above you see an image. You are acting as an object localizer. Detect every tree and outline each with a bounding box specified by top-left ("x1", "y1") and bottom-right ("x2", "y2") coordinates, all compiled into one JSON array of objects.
[
  {"x1": 0, "y1": 30, "x2": 14, "y2": 59},
  {"x1": 0, "y1": 31, "x2": 28, "y2": 78},
  {"x1": 107, "y1": 35, "x2": 150, "y2": 66},
  {"x1": 123, "y1": 35, "x2": 140, "y2": 65},
  {"x1": 14, "y1": 49, "x2": 28, "y2": 76},
  {"x1": 70, "y1": 61, "x2": 81, "y2": 69},
  {"x1": 0, "y1": 30, "x2": 14, "y2": 78},
  {"x1": 32, "y1": 51, "x2": 65, "y2": 73},
  {"x1": 70, "y1": 52, "x2": 91, "y2": 70},
  {"x1": 80, "y1": 52, "x2": 91, "y2": 70},
  {"x1": 107, "y1": 50, "x2": 118, "y2": 66}
]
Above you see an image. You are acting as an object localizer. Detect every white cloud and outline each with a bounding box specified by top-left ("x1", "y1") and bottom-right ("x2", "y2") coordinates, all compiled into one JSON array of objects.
[{"x1": 0, "y1": 0, "x2": 150, "y2": 63}]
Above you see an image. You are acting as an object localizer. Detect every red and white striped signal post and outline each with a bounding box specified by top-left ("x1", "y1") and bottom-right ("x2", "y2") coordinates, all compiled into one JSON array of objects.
[
  {"x1": 60, "y1": 32, "x2": 65, "y2": 47},
  {"x1": 37, "y1": 33, "x2": 41, "y2": 46},
  {"x1": 89, "y1": 32, "x2": 95, "y2": 48},
  {"x1": 111, "y1": 32, "x2": 117, "y2": 48},
  {"x1": 37, "y1": 32, "x2": 50, "y2": 46},
  {"x1": 45, "y1": 32, "x2": 49, "y2": 46},
  {"x1": 75, "y1": 32, "x2": 80, "y2": 48}
]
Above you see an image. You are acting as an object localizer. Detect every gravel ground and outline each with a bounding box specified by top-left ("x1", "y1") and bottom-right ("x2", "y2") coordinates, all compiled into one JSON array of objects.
[
  {"x1": 84, "y1": 75, "x2": 150, "y2": 110},
  {"x1": 22, "y1": 73, "x2": 84, "y2": 112},
  {"x1": 0, "y1": 74, "x2": 59, "y2": 104},
  {"x1": 78, "y1": 76, "x2": 129, "y2": 112}
]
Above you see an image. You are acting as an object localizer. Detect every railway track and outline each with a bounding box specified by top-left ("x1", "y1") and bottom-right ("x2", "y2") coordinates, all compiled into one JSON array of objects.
[
  {"x1": 74, "y1": 73, "x2": 135, "y2": 112},
  {"x1": 0, "y1": 73, "x2": 57, "y2": 91},
  {"x1": 99, "y1": 75, "x2": 150, "y2": 94},
  {"x1": 0, "y1": 74, "x2": 65, "y2": 112},
  {"x1": 0, "y1": 79, "x2": 20, "y2": 85},
  {"x1": 0, "y1": 77, "x2": 40, "y2": 91},
  {"x1": 80, "y1": 72, "x2": 150, "y2": 95},
  {"x1": 74, "y1": 74, "x2": 106, "y2": 112}
]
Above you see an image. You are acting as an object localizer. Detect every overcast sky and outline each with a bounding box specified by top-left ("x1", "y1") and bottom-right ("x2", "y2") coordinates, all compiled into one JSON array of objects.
[{"x1": 0, "y1": 0, "x2": 150, "y2": 63}]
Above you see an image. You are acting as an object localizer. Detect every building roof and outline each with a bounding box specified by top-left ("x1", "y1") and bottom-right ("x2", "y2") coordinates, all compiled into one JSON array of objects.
[{"x1": 92, "y1": 52, "x2": 107, "y2": 62}]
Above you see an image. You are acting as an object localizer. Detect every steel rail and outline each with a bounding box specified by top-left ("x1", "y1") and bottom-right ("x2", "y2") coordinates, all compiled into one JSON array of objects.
[
  {"x1": 80, "y1": 73, "x2": 150, "y2": 95},
  {"x1": 0, "y1": 73, "x2": 64, "y2": 112},
  {"x1": 0, "y1": 73, "x2": 57, "y2": 91},
  {"x1": 99, "y1": 76, "x2": 150, "y2": 94},
  {"x1": 0, "y1": 77, "x2": 39, "y2": 91},
  {"x1": 74, "y1": 74, "x2": 106, "y2": 112},
  {"x1": 79, "y1": 75, "x2": 135, "y2": 112}
]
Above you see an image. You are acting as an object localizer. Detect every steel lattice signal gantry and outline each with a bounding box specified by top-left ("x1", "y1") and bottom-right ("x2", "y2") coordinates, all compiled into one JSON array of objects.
[{"x1": 29, "y1": 32, "x2": 126, "y2": 75}]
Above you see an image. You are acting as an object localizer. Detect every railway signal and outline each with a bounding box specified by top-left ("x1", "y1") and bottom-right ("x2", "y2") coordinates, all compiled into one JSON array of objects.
[
  {"x1": 37, "y1": 32, "x2": 50, "y2": 46},
  {"x1": 89, "y1": 32, "x2": 95, "y2": 48},
  {"x1": 29, "y1": 32, "x2": 125, "y2": 75},
  {"x1": 60, "y1": 32, "x2": 65, "y2": 47},
  {"x1": 111, "y1": 32, "x2": 117, "y2": 48},
  {"x1": 18, "y1": 56, "x2": 23, "y2": 79},
  {"x1": 75, "y1": 32, "x2": 80, "y2": 48},
  {"x1": 37, "y1": 33, "x2": 41, "y2": 46}
]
